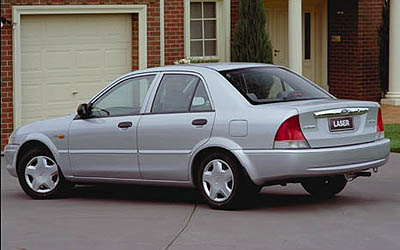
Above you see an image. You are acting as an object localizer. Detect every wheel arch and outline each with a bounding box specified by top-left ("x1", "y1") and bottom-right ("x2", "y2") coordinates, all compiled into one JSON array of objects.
[
  {"x1": 190, "y1": 146, "x2": 254, "y2": 187},
  {"x1": 16, "y1": 134, "x2": 60, "y2": 174}
]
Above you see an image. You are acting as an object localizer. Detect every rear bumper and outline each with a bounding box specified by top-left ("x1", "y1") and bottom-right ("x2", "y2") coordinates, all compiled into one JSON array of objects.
[
  {"x1": 233, "y1": 139, "x2": 391, "y2": 185},
  {"x1": 4, "y1": 144, "x2": 19, "y2": 177}
]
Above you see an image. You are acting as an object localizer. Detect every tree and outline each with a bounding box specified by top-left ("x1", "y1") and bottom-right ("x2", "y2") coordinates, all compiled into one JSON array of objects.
[
  {"x1": 231, "y1": 0, "x2": 273, "y2": 63},
  {"x1": 378, "y1": 0, "x2": 389, "y2": 96}
]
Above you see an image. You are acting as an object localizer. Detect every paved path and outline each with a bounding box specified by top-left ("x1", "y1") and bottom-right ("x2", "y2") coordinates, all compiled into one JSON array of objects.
[{"x1": 2, "y1": 154, "x2": 400, "y2": 250}]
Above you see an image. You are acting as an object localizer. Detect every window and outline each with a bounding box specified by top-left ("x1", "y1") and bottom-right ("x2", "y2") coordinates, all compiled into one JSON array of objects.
[
  {"x1": 152, "y1": 74, "x2": 212, "y2": 113},
  {"x1": 220, "y1": 67, "x2": 330, "y2": 104},
  {"x1": 190, "y1": 81, "x2": 212, "y2": 111},
  {"x1": 189, "y1": 1, "x2": 217, "y2": 57},
  {"x1": 304, "y1": 12, "x2": 311, "y2": 60},
  {"x1": 90, "y1": 75, "x2": 155, "y2": 117}
]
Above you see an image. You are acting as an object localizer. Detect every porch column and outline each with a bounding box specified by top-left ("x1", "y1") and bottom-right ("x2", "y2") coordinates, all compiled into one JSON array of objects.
[
  {"x1": 382, "y1": 0, "x2": 400, "y2": 105},
  {"x1": 288, "y1": 0, "x2": 302, "y2": 75}
]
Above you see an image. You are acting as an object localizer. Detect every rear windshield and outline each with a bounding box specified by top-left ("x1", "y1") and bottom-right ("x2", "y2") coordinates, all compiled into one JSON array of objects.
[{"x1": 219, "y1": 67, "x2": 331, "y2": 104}]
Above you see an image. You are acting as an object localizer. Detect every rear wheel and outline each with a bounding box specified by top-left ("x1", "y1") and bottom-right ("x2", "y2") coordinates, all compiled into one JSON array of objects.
[
  {"x1": 301, "y1": 175, "x2": 347, "y2": 199},
  {"x1": 17, "y1": 148, "x2": 73, "y2": 199},
  {"x1": 197, "y1": 152, "x2": 260, "y2": 210}
]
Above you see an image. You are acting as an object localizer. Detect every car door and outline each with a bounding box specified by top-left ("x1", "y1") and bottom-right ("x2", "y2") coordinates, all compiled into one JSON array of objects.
[
  {"x1": 68, "y1": 74, "x2": 157, "y2": 178},
  {"x1": 138, "y1": 73, "x2": 215, "y2": 181}
]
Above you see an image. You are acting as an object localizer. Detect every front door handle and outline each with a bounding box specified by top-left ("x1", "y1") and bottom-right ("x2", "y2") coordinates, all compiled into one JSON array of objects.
[
  {"x1": 118, "y1": 121, "x2": 133, "y2": 128},
  {"x1": 192, "y1": 119, "x2": 207, "y2": 126}
]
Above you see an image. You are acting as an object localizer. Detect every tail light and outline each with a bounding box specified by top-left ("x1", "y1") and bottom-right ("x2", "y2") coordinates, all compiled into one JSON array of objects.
[
  {"x1": 274, "y1": 115, "x2": 310, "y2": 149},
  {"x1": 376, "y1": 108, "x2": 385, "y2": 139}
]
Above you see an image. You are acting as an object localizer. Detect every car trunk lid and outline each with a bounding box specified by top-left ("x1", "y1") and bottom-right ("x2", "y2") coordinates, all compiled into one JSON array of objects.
[{"x1": 294, "y1": 99, "x2": 379, "y2": 148}]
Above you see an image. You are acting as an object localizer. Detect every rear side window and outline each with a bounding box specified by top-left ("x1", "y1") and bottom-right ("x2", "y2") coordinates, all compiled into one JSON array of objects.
[
  {"x1": 152, "y1": 74, "x2": 212, "y2": 113},
  {"x1": 152, "y1": 74, "x2": 199, "y2": 113},
  {"x1": 190, "y1": 82, "x2": 212, "y2": 111},
  {"x1": 220, "y1": 67, "x2": 330, "y2": 104}
]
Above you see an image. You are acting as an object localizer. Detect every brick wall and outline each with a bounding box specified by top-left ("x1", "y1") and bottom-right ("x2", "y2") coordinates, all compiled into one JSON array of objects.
[
  {"x1": 1, "y1": 0, "x2": 13, "y2": 151},
  {"x1": 0, "y1": 0, "x2": 184, "y2": 151},
  {"x1": 357, "y1": 0, "x2": 384, "y2": 101},
  {"x1": 231, "y1": 0, "x2": 239, "y2": 36},
  {"x1": 164, "y1": 0, "x2": 184, "y2": 65},
  {"x1": 328, "y1": 0, "x2": 384, "y2": 101}
]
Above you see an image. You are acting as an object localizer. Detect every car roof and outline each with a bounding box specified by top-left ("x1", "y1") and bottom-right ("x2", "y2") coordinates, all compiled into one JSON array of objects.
[
  {"x1": 127, "y1": 62, "x2": 276, "y2": 75},
  {"x1": 188, "y1": 62, "x2": 275, "y2": 71}
]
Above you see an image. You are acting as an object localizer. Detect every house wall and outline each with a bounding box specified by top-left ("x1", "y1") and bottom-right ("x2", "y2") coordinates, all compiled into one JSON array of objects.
[
  {"x1": 328, "y1": 0, "x2": 383, "y2": 101},
  {"x1": 0, "y1": 0, "x2": 385, "y2": 151},
  {"x1": 231, "y1": 0, "x2": 384, "y2": 102},
  {"x1": 0, "y1": 0, "x2": 184, "y2": 151}
]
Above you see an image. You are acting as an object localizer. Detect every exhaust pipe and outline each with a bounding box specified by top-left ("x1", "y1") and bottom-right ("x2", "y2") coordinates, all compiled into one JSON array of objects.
[{"x1": 345, "y1": 171, "x2": 372, "y2": 181}]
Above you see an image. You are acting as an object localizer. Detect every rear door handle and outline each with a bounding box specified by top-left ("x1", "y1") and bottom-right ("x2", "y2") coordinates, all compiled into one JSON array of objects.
[
  {"x1": 118, "y1": 121, "x2": 133, "y2": 128},
  {"x1": 192, "y1": 119, "x2": 207, "y2": 126}
]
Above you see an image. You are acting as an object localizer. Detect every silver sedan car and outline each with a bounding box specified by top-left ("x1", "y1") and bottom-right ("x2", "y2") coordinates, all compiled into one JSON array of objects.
[{"x1": 4, "y1": 63, "x2": 391, "y2": 209}]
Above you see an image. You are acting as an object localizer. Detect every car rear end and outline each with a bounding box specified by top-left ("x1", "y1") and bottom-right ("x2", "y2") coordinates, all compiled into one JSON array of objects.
[
  {"x1": 236, "y1": 102, "x2": 390, "y2": 185},
  {"x1": 218, "y1": 65, "x2": 390, "y2": 185}
]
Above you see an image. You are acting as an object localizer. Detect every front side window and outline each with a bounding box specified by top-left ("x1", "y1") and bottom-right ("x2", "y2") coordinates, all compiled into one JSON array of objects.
[
  {"x1": 152, "y1": 74, "x2": 212, "y2": 113},
  {"x1": 220, "y1": 67, "x2": 331, "y2": 104},
  {"x1": 91, "y1": 75, "x2": 155, "y2": 117},
  {"x1": 189, "y1": 1, "x2": 217, "y2": 57}
]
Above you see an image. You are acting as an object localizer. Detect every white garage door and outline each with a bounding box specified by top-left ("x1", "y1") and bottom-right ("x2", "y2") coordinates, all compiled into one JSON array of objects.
[{"x1": 20, "y1": 14, "x2": 132, "y2": 125}]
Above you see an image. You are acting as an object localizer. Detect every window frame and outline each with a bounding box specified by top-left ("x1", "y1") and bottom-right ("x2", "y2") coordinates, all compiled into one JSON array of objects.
[
  {"x1": 184, "y1": 0, "x2": 230, "y2": 61},
  {"x1": 148, "y1": 72, "x2": 215, "y2": 115},
  {"x1": 189, "y1": 1, "x2": 218, "y2": 57}
]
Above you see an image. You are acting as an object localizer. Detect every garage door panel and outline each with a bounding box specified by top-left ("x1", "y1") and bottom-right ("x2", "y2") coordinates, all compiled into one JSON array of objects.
[
  {"x1": 46, "y1": 83, "x2": 74, "y2": 103},
  {"x1": 45, "y1": 17, "x2": 74, "y2": 39},
  {"x1": 45, "y1": 50, "x2": 74, "y2": 71},
  {"x1": 21, "y1": 85, "x2": 42, "y2": 106},
  {"x1": 21, "y1": 52, "x2": 42, "y2": 72},
  {"x1": 20, "y1": 14, "x2": 132, "y2": 125},
  {"x1": 105, "y1": 49, "x2": 130, "y2": 68},
  {"x1": 76, "y1": 50, "x2": 104, "y2": 69},
  {"x1": 21, "y1": 19, "x2": 43, "y2": 42}
]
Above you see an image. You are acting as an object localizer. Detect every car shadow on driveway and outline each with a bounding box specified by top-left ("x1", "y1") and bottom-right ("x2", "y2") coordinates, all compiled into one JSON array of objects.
[
  {"x1": 61, "y1": 184, "x2": 383, "y2": 211},
  {"x1": 68, "y1": 184, "x2": 204, "y2": 205}
]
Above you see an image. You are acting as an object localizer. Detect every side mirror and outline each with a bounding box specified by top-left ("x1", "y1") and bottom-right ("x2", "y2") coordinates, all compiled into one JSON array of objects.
[{"x1": 77, "y1": 103, "x2": 90, "y2": 118}]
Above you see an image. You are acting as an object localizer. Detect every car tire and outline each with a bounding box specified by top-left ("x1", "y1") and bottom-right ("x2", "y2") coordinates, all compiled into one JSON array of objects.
[
  {"x1": 17, "y1": 147, "x2": 73, "y2": 199},
  {"x1": 301, "y1": 175, "x2": 347, "y2": 199},
  {"x1": 197, "y1": 152, "x2": 260, "y2": 210}
]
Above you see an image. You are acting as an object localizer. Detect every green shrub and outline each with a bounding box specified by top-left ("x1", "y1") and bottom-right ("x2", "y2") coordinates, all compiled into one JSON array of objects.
[{"x1": 231, "y1": 0, "x2": 273, "y2": 63}]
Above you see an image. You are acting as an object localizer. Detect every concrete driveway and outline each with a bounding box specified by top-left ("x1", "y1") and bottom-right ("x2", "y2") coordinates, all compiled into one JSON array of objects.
[{"x1": 2, "y1": 154, "x2": 400, "y2": 250}]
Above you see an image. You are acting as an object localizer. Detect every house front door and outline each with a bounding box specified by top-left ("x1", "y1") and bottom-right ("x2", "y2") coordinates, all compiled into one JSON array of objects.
[
  {"x1": 266, "y1": 9, "x2": 289, "y2": 68},
  {"x1": 265, "y1": 8, "x2": 315, "y2": 81}
]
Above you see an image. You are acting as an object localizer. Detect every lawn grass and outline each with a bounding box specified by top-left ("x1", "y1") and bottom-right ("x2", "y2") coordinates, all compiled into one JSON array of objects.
[{"x1": 384, "y1": 124, "x2": 400, "y2": 153}]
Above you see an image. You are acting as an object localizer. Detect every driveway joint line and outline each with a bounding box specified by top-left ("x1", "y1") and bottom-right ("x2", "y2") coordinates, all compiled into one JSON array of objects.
[{"x1": 164, "y1": 204, "x2": 197, "y2": 250}]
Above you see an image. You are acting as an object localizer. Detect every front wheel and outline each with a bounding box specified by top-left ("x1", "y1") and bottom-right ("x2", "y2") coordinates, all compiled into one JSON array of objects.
[
  {"x1": 197, "y1": 152, "x2": 260, "y2": 210},
  {"x1": 301, "y1": 175, "x2": 347, "y2": 199},
  {"x1": 17, "y1": 148, "x2": 73, "y2": 199}
]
